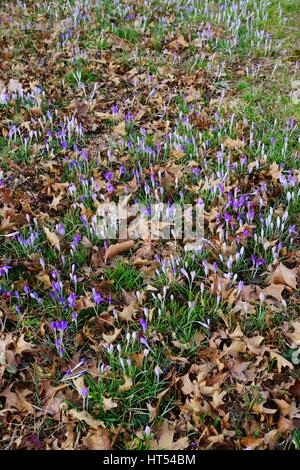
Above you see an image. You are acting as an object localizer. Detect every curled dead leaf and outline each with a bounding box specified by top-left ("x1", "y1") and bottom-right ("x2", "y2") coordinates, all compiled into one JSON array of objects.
[
  {"x1": 105, "y1": 240, "x2": 135, "y2": 260},
  {"x1": 82, "y1": 428, "x2": 112, "y2": 450},
  {"x1": 43, "y1": 226, "x2": 60, "y2": 251},
  {"x1": 118, "y1": 375, "x2": 133, "y2": 392}
]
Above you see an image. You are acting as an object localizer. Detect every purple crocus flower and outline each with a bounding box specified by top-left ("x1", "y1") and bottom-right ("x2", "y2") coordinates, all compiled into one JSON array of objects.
[
  {"x1": 50, "y1": 321, "x2": 58, "y2": 330},
  {"x1": 56, "y1": 223, "x2": 65, "y2": 236},
  {"x1": 289, "y1": 225, "x2": 297, "y2": 235},
  {"x1": 71, "y1": 233, "x2": 81, "y2": 249},
  {"x1": 140, "y1": 318, "x2": 148, "y2": 333},
  {"x1": 67, "y1": 292, "x2": 76, "y2": 308},
  {"x1": 0, "y1": 265, "x2": 12, "y2": 276},
  {"x1": 92, "y1": 289, "x2": 104, "y2": 305},
  {"x1": 57, "y1": 320, "x2": 68, "y2": 330},
  {"x1": 105, "y1": 171, "x2": 113, "y2": 181},
  {"x1": 140, "y1": 336, "x2": 149, "y2": 348},
  {"x1": 107, "y1": 182, "x2": 115, "y2": 193}
]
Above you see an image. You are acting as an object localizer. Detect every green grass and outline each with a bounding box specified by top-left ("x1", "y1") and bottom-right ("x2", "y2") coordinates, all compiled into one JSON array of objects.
[{"x1": 105, "y1": 262, "x2": 143, "y2": 292}]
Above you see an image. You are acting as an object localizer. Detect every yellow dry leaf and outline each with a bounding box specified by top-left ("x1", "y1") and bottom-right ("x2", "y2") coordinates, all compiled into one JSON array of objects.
[
  {"x1": 223, "y1": 137, "x2": 245, "y2": 150},
  {"x1": 103, "y1": 328, "x2": 122, "y2": 345},
  {"x1": 36, "y1": 271, "x2": 52, "y2": 288},
  {"x1": 150, "y1": 421, "x2": 189, "y2": 450},
  {"x1": 49, "y1": 192, "x2": 63, "y2": 210},
  {"x1": 118, "y1": 375, "x2": 133, "y2": 392},
  {"x1": 113, "y1": 121, "x2": 126, "y2": 136},
  {"x1": 103, "y1": 396, "x2": 118, "y2": 411},
  {"x1": 15, "y1": 334, "x2": 36, "y2": 355},
  {"x1": 269, "y1": 351, "x2": 294, "y2": 373},
  {"x1": 43, "y1": 226, "x2": 60, "y2": 250},
  {"x1": 82, "y1": 428, "x2": 112, "y2": 450},
  {"x1": 119, "y1": 300, "x2": 138, "y2": 322},
  {"x1": 269, "y1": 263, "x2": 297, "y2": 290},
  {"x1": 68, "y1": 409, "x2": 104, "y2": 428}
]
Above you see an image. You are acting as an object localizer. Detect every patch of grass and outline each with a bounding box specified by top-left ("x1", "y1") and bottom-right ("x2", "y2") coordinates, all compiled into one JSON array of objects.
[{"x1": 105, "y1": 262, "x2": 143, "y2": 292}]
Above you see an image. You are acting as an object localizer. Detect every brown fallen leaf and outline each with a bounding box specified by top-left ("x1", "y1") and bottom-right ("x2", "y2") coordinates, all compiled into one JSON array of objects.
[
  {"x1": 15, "y1": 334, "x2": 36, "y2": 355},
  {"x1": 167, "y1": 35, "x2": 189, "y2": 50},
  {"x1": 1, "y1": 386, "x2": 34, "y2": 414},
  {"x1": 262, "y1": 283, "x2": 285, "y2": 302},
  {"x1": 103, "y1": 328, "x2": 122, "y2": 345},
  {"x1": 263, "y1": 430, "x2": 278, "y2": 449},
  {"x1": 269, "y1": 263, "x2": 298, "y2": 290},
  {"x1": 68, "y1": 409, "x2": 104, "y2": 428},
  {"x1": 43, "y1": 226, "x2": 60, "y2": 250},
  {"x1": 285, "y1": 322, "x2": 300, "y2": 348},
  {"x1": 8, "y1": 78, "x2": 23, "y2": 93},
  {"x1": 273, "y1": 398, "x2": 291, "y2": 417},
  {"x1": 290, "y1": 379, "x2": 300, "y2": 401},
  {"x1": 278, "y1": 416, "x2": 294, "y2": 433},
  {"x1": 49, "y1": 192, "x2": 64, "y2": 211},
  {"x1": 240, "y1": 436, "x2": 263, "y2": 449},
  {"x1": 267, "y1": 162, "x2": 282, "y2": 181},
  {"x1": 118, "y1": 299, "x2": 139, "y2": 322},
  {"x1": 113, "y1": 121, "x2": 126, "y2": 136},
  {"x1": 118, "y1": 375, "x2": 133, "y2": 392},
  {"x1": 269, "y1": 351, "x2": 294, "y2": 373},
  {"x1": 103, "y1": 396, "x2": 118, "y2": 411},
  {"x1": 223, "y1": 137, "x2": 245, "y2": 150},
  {"x1": 129, "y1": 351, "x2": 145, "y2": 367},
  {"x1": 36, "y1": 271, "x2": 52, "y2": 289},
  {"x1": 146, "y1": 389, "x2": 169, "y2": 422},
  {"x1": 105, "y1": 240, "x2": 134, "y2": 260},
  {"x1": 30, "y1": 107, "x2": 42, "y2": 118},
  {"x1": 180, "y1": 373, "x2": 194, "y2": 395},
  {"x1": 74, "y1": 100, "x2": 89, "y2": 118},
  {"x1": 150, "y1": 421, "x2": 189, "y2": 450},
  {"x1": 82, "y1": 428, "x2": 112, "y2": 450}
]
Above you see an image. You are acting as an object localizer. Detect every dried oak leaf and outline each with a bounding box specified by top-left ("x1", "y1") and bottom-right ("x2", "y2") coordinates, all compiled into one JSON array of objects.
[
  {"x1": 269, "y1": 351, "x2": 294, "y2": 373},
  {"x1": 68, "y1": 409, "x2": 104, "y2": 428},
  {"x1": 49, "y1": 192, "x2": 64, "y2": 210},
  {"x1": 1, "y1": 385, "x2": 34, "y2": 414},
  {"x1": 103, "y1": 396, "x2": 118, "y2": 411},
  {"x1": 118, "y1": 299, "x2": 139, "y2": 322},
  {"x1": 43, "y1": 226, "x2": 60, "y2": 250},
  {"x1": 267, "y1": 162, "x2": 282, "y2": 181},
  {"x1": 82, "y1": 428, "x2": 112, "y2": 450},
  {"x1": 105, "y1": 240, "x2": 134, "y2": 260},
  {"x1": 269, "y1": 263, "x2": 298, "y2": 290},
  {"x1": 150, "y1": 421, "x2": 189, "y2": 450},
  {"x1": 118, "y1": 375, "x2": 133, "y2": 392},
  {"x1": 285, "y1": 322, "x2": 300, "y2": 348},
  {"x1": 113, "y1": 121, "x2": 126, "y2": 136},
  {"x1": 223, "y1": 137, "x2": 245, "y2": 150},
  {"x1": 240, "y1": 436, "x2": 263, "y2": 450},
  {"x1": 36, "y1": 271, "x2": 52, "y2": 289},
  {"x1": 289, "y1": 379, "x2": 300, "y2": 401},
  {"x1": 167, "y1": 35, "x2": 189, "y2": 51},
  {"x1": 102, "y1": 328, "x2": 122, "y2": 345},
  {"x1": 15, "y1": 334, "x2": 36, "y2": 355}
]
